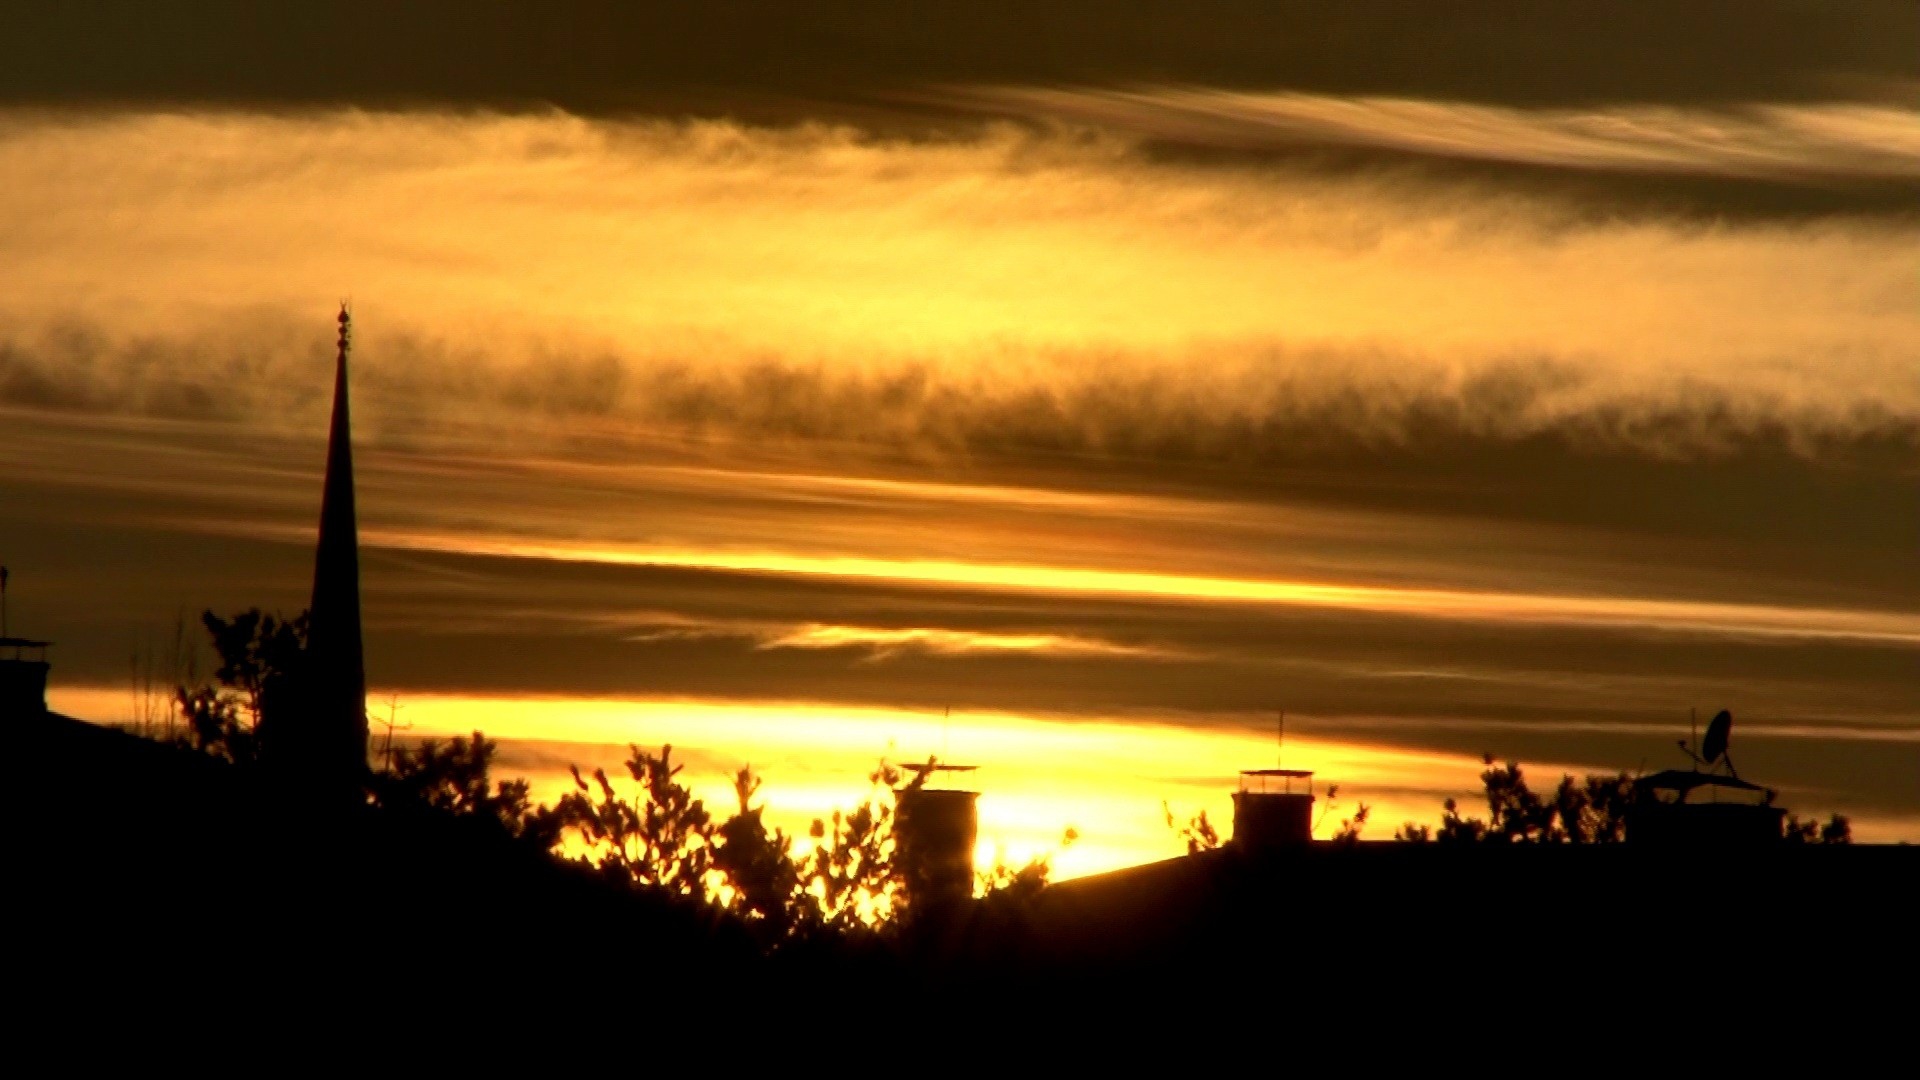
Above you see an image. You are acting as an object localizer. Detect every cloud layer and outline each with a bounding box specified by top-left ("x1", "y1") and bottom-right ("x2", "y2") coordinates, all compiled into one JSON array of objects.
[
  {"x1": 2, "y1": 110, "x2": 1916, "y2": 467},
  {"x1": 8, "y1": 2, "x2": 1916, "y2": 111},
  {"x1": 3, "y1": 86, "x2": 1915, "y2": 847},
  {"x1": 972, "y1": 90, "x2": 1920, "y2": 180}
]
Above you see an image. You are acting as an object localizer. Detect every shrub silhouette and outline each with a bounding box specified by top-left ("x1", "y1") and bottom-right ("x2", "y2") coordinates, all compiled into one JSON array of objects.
[
  {"x1": 162, "y1": 606, "x2": 1079, "y2": 956},
  {"x1": 1784, "y1": 811, "x2": 1852, "y2": 844},
  {"x1": 1404, "y1": 754, "x2": 1850, "y2": 845},
  {"x1": 166, "y1": 604, "x2": 1859, "y2": 976},
  {"x1": 369, "y1": 731, "x2": 563, "y2": 848},
  {"x1": 1314, "y1": 783, "x2": 1369, "y2": 843},
  {"x1": 1163, "y1": 802, "x2": 1221, "y2": 854},
  {"x1": 1407, "y1": 756, "x2": 1636, "y2": 844},
  {"x1": 548, "y1": 748, "x2": 1057, "y2": 946},
  {"x1": 1329, "y1": 803, "x2": 1370, "y2": 845},
  {"x1": 793, "y1": 759, "x2": 910, "y2": 934},
  {"x1": 174, "y1": 608, "x2": 309, "y2": 762},
  {"x1": 710, "y1": 765, "x2": 805, "y2": 938},
  {"x1": 553, "y1": 744, "x2": 717, "y2": 901}
]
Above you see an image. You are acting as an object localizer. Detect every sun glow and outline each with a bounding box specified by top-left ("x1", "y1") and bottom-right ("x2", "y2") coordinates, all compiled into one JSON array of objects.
[
  {"x1": 389, "y1": 693, "x2": 1497, "y2": 880},
  {"x1": 50, "y1": 684, "x2": 1488, "y2": 879}
]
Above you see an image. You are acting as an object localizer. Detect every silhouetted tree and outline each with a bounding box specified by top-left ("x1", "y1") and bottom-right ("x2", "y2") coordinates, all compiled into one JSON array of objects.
[
  {"x1": 1406, "y1": 753, "x2": 1844, "y2": 845},
  {"x1": 1478, "y1": 758, "x2": 1561, "y2": 842},
  {"x1": 1313, "y1": 784, "x2": 1370, "y2": 844},
  {"x1": 975, "y1": 828, "x2": 1077, "y2": 916},
  {"x1": 1163, "y1": 801, "x2": 1221, "y2": 854},
  {"x1": 1433, "y1": 797, "x2": 1489, "y2": 844},
  {"x1": 1556, "y1": 772, "x2": 1636, "y2": 843},
  {"x1": 709, "y1": 765, "x2": 805, "y2": 940},
  {"x1": 1330, "y1": 803, "x2": 1371, "y2": 845},
  {"x1": 554, "y1": 744, "x2": 716, "y2": 900},
  {"x1": 202, "y1": 610, "x2": 307, "y2": 723},
  {"x1": 1419, "y1": 755, "x2": 1636, "y2": 844},
  {"x1": 173, "y1": 608, "x2": 309, "y2": 763},
  {"x1": 368, "y1": 731, "x2": 563, "y2": 848},
  {"x1": 1784, "y1": 812, "x2": 1853, "y2": 844},
  {"x1": 128, "y1": 612, "x2": 196, "y2": 739},
  {"x1": 159, "y1": 606, "x2": 1095, "y2": 960},
  {"x1": 547, "y1": 750, "x2": 1077, "y2": 948},
  {"x1": 795, "y1": 759, "x2": 912, "y2": 932}
]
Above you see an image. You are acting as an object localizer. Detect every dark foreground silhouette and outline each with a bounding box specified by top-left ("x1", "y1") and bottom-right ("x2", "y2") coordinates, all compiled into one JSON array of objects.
[
  {"x1": 14, "y1": 722, "x2": 1914, "y2": 1016},
  {"x1": 6, "y1": 607, "x2": 1913, "y2": 1033}
]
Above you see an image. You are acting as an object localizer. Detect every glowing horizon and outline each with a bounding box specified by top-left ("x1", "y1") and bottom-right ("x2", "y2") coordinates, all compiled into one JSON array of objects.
[
  {"x1": 48, "y1": 685, "x2": 1920, "y2": 872},
  {"x1": 6, "y1": 17, "x2": 1916, "y2": 851}
]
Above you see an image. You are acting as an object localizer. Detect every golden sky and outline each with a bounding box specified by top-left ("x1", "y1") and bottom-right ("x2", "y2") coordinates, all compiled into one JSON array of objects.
[{"x1": 5, "y1": 3, "x2": 1917, "y2": 866}]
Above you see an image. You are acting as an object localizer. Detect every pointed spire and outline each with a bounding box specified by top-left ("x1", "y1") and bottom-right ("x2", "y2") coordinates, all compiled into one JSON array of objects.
[{"x1": 273, "y1": 304, "x2": 368, "y2": 787}]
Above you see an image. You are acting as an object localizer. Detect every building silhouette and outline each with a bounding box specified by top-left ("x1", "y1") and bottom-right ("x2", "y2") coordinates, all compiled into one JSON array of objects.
[
  {"x1": 259, "y1": 305, "x2": 369, "y2": 790},
  {"x1": 1626, "y1": 770, "x2": 1787, "y2": 845},
  {"x1": 1625, "y1": 710, "x2": 1786, "y2": 845}
]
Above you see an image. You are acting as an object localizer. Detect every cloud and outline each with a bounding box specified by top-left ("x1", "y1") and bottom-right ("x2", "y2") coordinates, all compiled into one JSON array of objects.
[
  {"x1": 1, "y1": 109, "x2": 1915, "y2": 468},
  {"x1": 5, "y1": 2, "x2": 1915, "y2": 112},
  {"x1": 335, "y1": 524, "x2": 1920, "y2": 646},
  {"x1": 759, "y1": 623, "x2": 1175, "y2": 660},
  {"x1": 967, "y1": 89, "x2": 1920, "y2": 181},
  {"x1": 491, "y1": 608, "x2": 1171, "y2": 660},
  {"x1": 4, "y1": 105, "x2": 1915, "y2": 839},
  {"x1": 14, "y1": 398, "x2": 1915, "y2": 834}
]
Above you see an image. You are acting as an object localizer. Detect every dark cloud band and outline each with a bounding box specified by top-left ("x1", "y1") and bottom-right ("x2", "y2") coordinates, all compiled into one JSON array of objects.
[{"x1": 6, "y1": 2, "x2": 1915, "y2": 112}]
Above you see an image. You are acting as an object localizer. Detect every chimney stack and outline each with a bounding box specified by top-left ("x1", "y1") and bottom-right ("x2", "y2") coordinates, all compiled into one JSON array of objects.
[
  {"x1": 0, "y1": 568, "x2": 51, "y2": 719},
  {"x1": 0, "y1": 638, "x2": 51, "y2": 719},
  {"x1": 893, "y1": 763, "x2": 980, "y2": 913},
  {"x1": 1232, "y1": 769, "x2": 1316, "y2": 852}
]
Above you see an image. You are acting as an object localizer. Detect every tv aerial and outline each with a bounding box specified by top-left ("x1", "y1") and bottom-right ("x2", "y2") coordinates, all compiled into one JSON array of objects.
[{"x1": 1678, "y1": 708, "x2": 1739, "y2": 779}]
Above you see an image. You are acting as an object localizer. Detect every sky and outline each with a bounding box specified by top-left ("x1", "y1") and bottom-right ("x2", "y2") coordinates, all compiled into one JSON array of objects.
[{"x1": 3, "y1": 3, "x2": 1916, "y2": 869}]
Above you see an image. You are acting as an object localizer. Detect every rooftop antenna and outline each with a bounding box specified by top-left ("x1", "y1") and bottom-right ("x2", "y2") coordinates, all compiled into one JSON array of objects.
[
  {"x1": 941, "y1": 704, "x2": 950, "y2": 762},
  {"x1": 1, "y1": 564, "x2": 9, "y2": 638}
]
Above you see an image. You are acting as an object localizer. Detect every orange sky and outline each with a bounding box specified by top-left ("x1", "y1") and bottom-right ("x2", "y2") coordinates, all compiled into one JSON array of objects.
[{"x1": 4, "y1": 5, "x2": 1918, "y2": 862}]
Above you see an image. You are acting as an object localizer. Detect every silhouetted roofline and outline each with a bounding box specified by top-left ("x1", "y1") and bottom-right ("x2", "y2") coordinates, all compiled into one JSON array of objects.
[
  {"x1": 1637, "y1": 769, "x2": 1766, "y2": 794},
  {"x1": 0, "y1": 637, "x2": 51, "y2": 648}
]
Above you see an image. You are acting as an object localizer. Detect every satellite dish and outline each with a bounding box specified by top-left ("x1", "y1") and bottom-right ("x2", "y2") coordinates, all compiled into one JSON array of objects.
[{"x1": 1702, "y1": 709, "x2": 1732, "y2": 766}]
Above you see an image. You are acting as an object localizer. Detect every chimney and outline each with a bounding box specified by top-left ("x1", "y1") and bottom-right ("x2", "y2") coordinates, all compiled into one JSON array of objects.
[
  {"x1": 893, "y1": 763, "x2": 980, "y2": 913},
  {"x1": 1232, "y1": 769, "x2": 1316, "y2": 852},
  {"x1": 0, "y1": 638, "x2": 51, "y2": 719},
  {"x1": 0, "y1": 567, "x2": 51, "y2": 719}
]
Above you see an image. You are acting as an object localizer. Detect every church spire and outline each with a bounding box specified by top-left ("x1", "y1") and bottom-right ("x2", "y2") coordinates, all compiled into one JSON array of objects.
[{"x1": 273, "y1": 304, "x2": 369, "y2": 786}]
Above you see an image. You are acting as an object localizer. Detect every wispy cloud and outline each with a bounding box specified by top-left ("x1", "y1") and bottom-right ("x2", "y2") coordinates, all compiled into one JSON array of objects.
[
  {"x1": 759, "y1": 623, "x2": 1174, "y2": 660},
  {"x1": 333, "y1": 525, "x2": 1920, "y2": 646},
  {"x1": 412, "y1": 604, "x2": 1179, "y2": 660},
  {"x1": 968, "y1": 89, "x2": 1920, "y2": 180}
]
